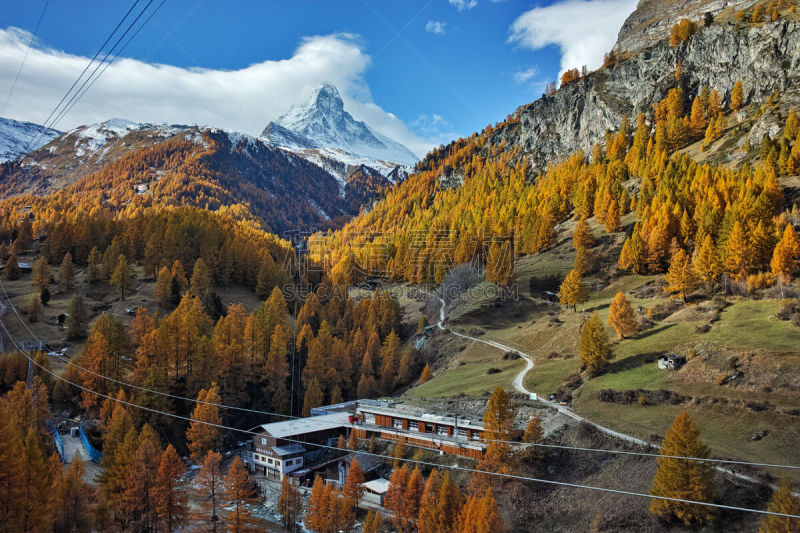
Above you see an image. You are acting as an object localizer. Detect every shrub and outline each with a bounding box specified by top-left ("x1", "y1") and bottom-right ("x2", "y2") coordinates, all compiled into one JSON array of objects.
[{"x1": 747, "y1": 272, "x2": 774, "y2": 292}]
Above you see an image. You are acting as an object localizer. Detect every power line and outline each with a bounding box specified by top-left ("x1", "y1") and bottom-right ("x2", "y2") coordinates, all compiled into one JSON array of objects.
[
  {"x1": 1, "y1": 0, "x2": 51, "y2": 117},
  {"x1": 41, "y1": 0, "x2": 168, "y2": 138},
  {"x1": 27, "y1": 0, "x2": 161, "y2": 150},
  {"x1": 25, "y1": 0, "x2": 142, "y2": 150},
  {"x1": 2, "y1": 272, "x2": 798, "y2": 472},
  {"x1": 0, "y1": 275, "x2": 294, "y2": 420},
  {"x1": 3, "y1": 320, "x2": 798, "y2": 521}
]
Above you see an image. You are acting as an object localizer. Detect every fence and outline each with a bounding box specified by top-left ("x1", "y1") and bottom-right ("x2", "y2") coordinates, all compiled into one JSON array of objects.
[
  {"x1": 45, "y1": 421, "x2": 65, "y2": 463},
  {"x1": 79, "y1": 421, "x2": 103, "y2": 463}
]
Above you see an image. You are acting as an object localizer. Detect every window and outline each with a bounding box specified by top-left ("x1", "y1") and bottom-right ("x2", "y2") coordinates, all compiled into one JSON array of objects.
[
  {"x1": 425, "y1": 425, "x2": 434, "y2": 434},
  {"x1": 268, "y1": 458, "x2": 274, "y2": 465},
  {"x1": 456, "y1": 428, "x2": 468, "y2": 439},
  {"x1": 470, "y1": 432, "x2": 481, "y2": 441},
  {"x1": 261, "y1": 437, "x2": 267, "y2": 446},
  {"x1": 408, "y1": 421, "x2": 419, "y2": 431},
  {"x1": 437, "y1": 426, "x2": 449, "y2": 436},
  {"x1": 275, "y1": 460, "x2": 282, "y2": 468},
  {"x1": 393, "y1": 418, "x2": 403, "y2": 429},
  {"x1": 364, "y1": 413, "x2": 376, "y2": 425}
]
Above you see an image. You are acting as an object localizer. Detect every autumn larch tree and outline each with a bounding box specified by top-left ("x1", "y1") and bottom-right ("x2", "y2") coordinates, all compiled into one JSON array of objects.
[
  {"x1": 607, "y1": 292, "x2": 638, "y2": 339},
  {"x1": 770, "y1": 223, "x2": 800, "y2": 280},
  {"x1": 52, "y1": 453, "x2": 93, "y2": 533},
  {"x1": 456, "y1": 487, "x2": 504, "y2": 533},
  {"x1": 278, "y1": 475, "x2": 302, "y2": 530},
  {"x1": 343, "y1": 458, "x2": 366, "y2": 511},
  {"x1": 573, "y1": 218, "x2": 595, "y2": 249},
  {"x1": 110, "y1": 254, "x2": 135, "y2": 300},
  {"x1": 418, "y1": 470, "x2": 441, "y2": 533},
  {"x1": 124, "y1": 424, "x2": 161, "y2": 531},
  {"x1": 558, "y1": 268, "x2": 589, "y2": 311},
  {"x1": 419, "y1": 363, "x2": 433, "y2": 384},
  {"x1": 60, "y1": 251, "x2": 74, "y2": 290},
  {"x1": 18, "y1": 427, "x2": 54, "y2": 532},
  {"x1": 649, "y1": 411, "x2": 716, "y2": 525},
  {"x1": 27, "y1": 294, "x2": 42, "y2": 323},
  {"x1": 523, "y1": 412, "x2": 544, "y2": 444},
  {"x1": 32, "y1": 256, "x2": 50, "y2": 292},
  {"x1": 417, "y1": 314, "x2": 426, "y2": 334},
  {"x1": 398, "y1": 467, "x2": 424, "y2": 532},
  {"x1": 155, "y1": 266, "x2": 174, "y2": 309},
  {"x1": 3, "y1": 252, "x2": 20, "y2": 280},
  {"x1": 730, "y1": 80, "x2": 744, "y2": 112},
  {"x1": 86, "y1": 246, "x2": 101, "y2": 283},
  {"x1": 483, "y1": 386, "x2": 516, "y2": 452},
  {"x1": 306, "y1": 476, "x2": 333, "y2": 533},
  {"x1": 302, "y1": 376, "x2": 324, "y2": 417},
  {"x1": 195, "y1": 450, "x2": 224, "y2": 532},
  {"x1": 605, "y1": 200, "x2": 620, "y2": 232},
  {"x1": 186, "y1": 383, "x2": 223, "y2": 463},
  {"x1": 189, "y1": 257, "x2": 214, "y2": 311},
  {"x1": 724, "y1": 221, "x2": 752, "y2": 281},
  {"x1": 693, "y1": 234, "x2": 721, "y2": 285},
  {"x1": 580, "y1": 311, "x2": 611, "y2": 375},
  {"x1": 665, "y1": 249, "x2": 699, "y2": 302},
  {"x1": 437, "y1": 471, "x2": 464, "y2": 532},
  {"x1": 223, "y1": 456, "x2": 258, "y2": 533},
  {"x1": 385, "y1": 465, "x2": 411, "y2": 530},
  {"x1": 619, "y1": 229, "x2": 647, "y2": 274},
  {"x1": 759, "y1": 480, "x2": 800, "y2": 533}
]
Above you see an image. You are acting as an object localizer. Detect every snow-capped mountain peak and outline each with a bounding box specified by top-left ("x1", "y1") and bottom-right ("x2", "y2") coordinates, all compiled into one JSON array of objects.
[
  {"x1": 0, "y1": 117, "x2": 61, "y2": 163},
  {"x1": 261, "y1": 83, "x2": 419, "y2": 168}
]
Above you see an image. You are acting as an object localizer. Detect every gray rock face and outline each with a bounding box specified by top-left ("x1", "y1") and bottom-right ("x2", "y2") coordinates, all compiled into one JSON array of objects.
[
  {"x1": 503, "y1": 18, "x2": 800, "y2": 170},
  {"x1": 613, "y1": 0, "x2": 753, "y2": 55}
]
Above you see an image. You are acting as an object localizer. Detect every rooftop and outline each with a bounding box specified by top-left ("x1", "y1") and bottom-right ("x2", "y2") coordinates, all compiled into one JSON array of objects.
[
  {"x1": 273, "y1": 444, "x2": 306, "y2": 456},
  {"x1": 357, "y1": 401, "x2": 484, "y2": 430},
  {"x1": 259, "y1": 412, "x2": 350, "y2": 439},
  {"x1": 363, "y1": 478, "x2": 390, "y2": 494}
]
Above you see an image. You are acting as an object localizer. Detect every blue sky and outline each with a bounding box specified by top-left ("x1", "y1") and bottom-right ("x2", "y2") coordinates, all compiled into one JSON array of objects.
[{"x1": 0, "y1": 0, "x2": 637, "y2": 156}]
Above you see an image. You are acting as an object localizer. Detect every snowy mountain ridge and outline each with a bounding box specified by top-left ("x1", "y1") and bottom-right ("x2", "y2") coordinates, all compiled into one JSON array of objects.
[{"x1": 0, "y1": 117, "x2": 61, "y2": 163}]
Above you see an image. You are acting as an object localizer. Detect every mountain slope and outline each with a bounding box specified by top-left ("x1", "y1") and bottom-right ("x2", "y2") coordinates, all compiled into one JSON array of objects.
[
  {"x1": 315, "y1": 4, "x2": 800, "y2": 283},
  {"x1": 261, "y1": 83, "x2": 418, "y2": 180},
  {"x1": 613, "y1": 0, "x2": 753, "y2": 54},
  {"x1": 0, "y1": 123, "x2": 371, "y2": 233},
  {"x1": 503, "y1": 14, "x2": 800, "y2": 171},
  {"x1": 0, "y1": 117, "x2": 60, "y2": 163}
]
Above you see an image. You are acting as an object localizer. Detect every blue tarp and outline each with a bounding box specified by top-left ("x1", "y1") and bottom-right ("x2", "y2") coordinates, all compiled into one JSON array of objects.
[
  {"x1": 45, "y1": 421, "x2": 65, "y2": 463},
  {"x1": 79, "y1": 422, "x2": 103, "y2": 463}
]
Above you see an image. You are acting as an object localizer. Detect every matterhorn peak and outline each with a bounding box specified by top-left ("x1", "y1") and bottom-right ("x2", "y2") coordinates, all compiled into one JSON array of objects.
[
  {"x1": 261, "y1": 83, "x2": 418, "y2": 167},
  {"x1": 309, "y1": 83, "x2": 344, "y2": 109}
]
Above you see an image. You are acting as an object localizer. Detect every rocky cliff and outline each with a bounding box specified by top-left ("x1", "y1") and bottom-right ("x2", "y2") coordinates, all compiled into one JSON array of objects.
[
  {"x1": 613, "y1": 0, "x2": 753, "y2": 54},
  {"x1": 500, "y1": 14, "x2": 800, "y2": 171}
]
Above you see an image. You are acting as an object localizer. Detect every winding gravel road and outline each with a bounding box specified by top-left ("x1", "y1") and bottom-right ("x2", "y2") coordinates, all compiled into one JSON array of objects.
[{"x1": 429, "y1": 291, "x2": 781, "y2": 489}]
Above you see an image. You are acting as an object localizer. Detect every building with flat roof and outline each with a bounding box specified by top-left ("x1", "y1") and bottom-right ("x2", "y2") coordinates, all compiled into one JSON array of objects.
[
  {"x1": 243, "y1": 412, "x2": 350, "y2": 479},
  {"x1": 352, "y1": 401, "x2": 487, "y2": 460},
  {"x1": 243, "y1": 400, "x2": 489, "y2": 480}
]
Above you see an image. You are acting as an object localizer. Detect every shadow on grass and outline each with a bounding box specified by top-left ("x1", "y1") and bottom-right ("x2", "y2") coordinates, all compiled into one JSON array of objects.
[
  {"x1": 605, "y1": 351, "x2": 662, "y2": 374},
  {"x1": 583, "y1": 302, "x2": 610, "y2": 313},
  {"x1": 459, "y1": 296, "x2": 550, "y2": 329},
  {"x1": 631, "y1": 323, "x2": 675, "y2": 341}
]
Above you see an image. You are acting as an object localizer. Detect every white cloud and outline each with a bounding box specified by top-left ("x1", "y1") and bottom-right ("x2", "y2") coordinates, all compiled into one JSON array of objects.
[
  {"x1": 508, "y1": 0, "x2": 637, "y2": 73},
  {"x1": 449, "y1": 0, "x2": 477, "y2": 12},
  {"x1": 513, "y1": 67, "x2": 539, "y2": 83},
  {"x1": 412, "y1": 113, "x2": 459, "y2": 149},
  {"x1": 425, "y1": 20, "x2": 447, "y2": 35},
  {"x1": 0, "y1": 27, "x2": 433, "y2": 157}
]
